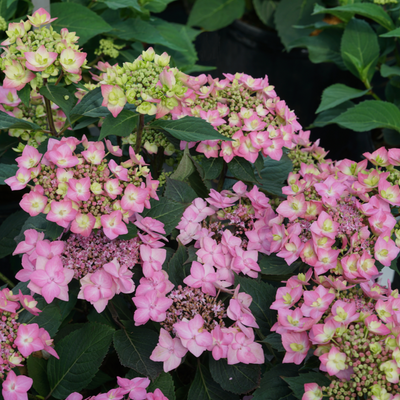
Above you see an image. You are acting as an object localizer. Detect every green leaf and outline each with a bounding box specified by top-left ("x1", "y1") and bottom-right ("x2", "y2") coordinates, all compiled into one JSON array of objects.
[
  {"x1": 39, "y1": 84, "x2": 77, "y2": 122},
  {"x1": 165, "y1": 244, "x2": 190, "y2": 287},
  {"x1": 229, "y1": 157, "x2": 258, "y2": 183},
  {"x1": 188, "y1": 0, "x2": 245, "y2": 31},
  {"x1": 108, "y1": 18, "x2": 187, "y2": 52},
  {"x1": 164, "y1": 178, "x2": 197, "y2": 204},
  {"x1": 201, "y1": 157, "x2": 223, "y2": 180},
  {"x1": 153, "y1": 22, "x2": 202, "y2": 70},
  {"x1": 259, "y1": 253, "x2": 303, "y2": 276},
  {"x1": 258, "y1": 154, "x2": 293, "y2": 197},
  {"x1": 311, "y1": 101, "x2": 355, "y2": 128},
  {"x1": 50, "y1": 3, "x2": 112, "y2": 45},
  {"x1": 144, "y1": 0, "x2": 176, "y2": 13},
  {"x1": 188, "y1": 168, "x2": 210, "y2": 199},
  {"x1": 151, "y1": 117, "x2": 231, "y2": 142},
  {"x1": 170, "y1": 146, "x2": 195, "y2": 181},
  {"x1": 148, "y1": 372, "x2": 176, "y2": 400},
  {"x1": 142, "y1": 197, "x2": 186, "y2": 235},
  {"x1": 86, "y1": 370, "x2": 114, "y2": 390},
  {"x1": 312, "y1": 3, "x2": 353, "y2": 23},
  {"x1": 47, "y1": 322, "x2": 114, "y2": 399},
  {"x1": 332, "y1": 100, "x2": 400, "y2": 132},
  {"x1": 316, "y1": 83, "x2": 369, "y2": 113},
  {"x1": 313, "y1": 3, "x2": 395, "y2": 31},
  {"x1": 15, "y1": 214, "x2": 48, "y2": 243},
  {"x1": 283, "y1": 372, "x2": 331, "y2": 400},
  {"x1": 209, "y1": 358, "x2": 261, "y2": 395},
  {"x1": 18, "y1": 296, "x2": 63, "y2": 337},
  {"x1": 252, "y1": 364, "x2": 300, "y2": 400},
  {"x1": 0, "y1": 110, "x2": 41, "y2": 130},
  {"x1": 253, "y1": 0, "x2": 278, "y2": 28},
  {"x1": 341, "y1": 18, "x2": 379, "y2": 82},
  {"x1": 73, "y1": 117, "x2": 99, "y2": 131},
  {"x1": 188, "y1": 364, "x2": 239, "y2": 400},
  {"x1": 98, "y1": 0, "x2": 141, "y2": 10},
  {"x1": 0, "y1": 211, "x2": 28, "y2": 259},
  {"x1": 99, "y1": 110, "x2": 138, "y2": 140},
  {"x1": 235, "y1": 275, "x2": 276, "y2": 336},
  {"x1": 381, "y1": 64, "x2": 400, "y2": 78},
  {"x1": 275, "y1": 0, "x2": 323, "y2": 51},
  {"x1": 113, "y1": 321, "x2": 163, "y2": 379},
  {"x1": 70, "y1": 87, "x2": 110, "y2": 118},
  {"x1": 381, "y1": 26, "x2": 400, "y2": 38},
  {"x1": 383, "y1": 128, "x2": 400, "y2": 146},
  {"x1": 0, "y1": 163, "x2": 18, "y2": 184},
  {"x1": 290, "y1": 30, "x2": 346, "y2": 70},
  {"x1": 262, "y1": 333, "x2": 284, "y2": 352},
  {"x1": 45, "y1": 220, "x2": 64, "y2": 241},
  {"x1": 27, "y1": 357, "x2": 50, "y2": 397},
  {"x1": 18, "y1": 85, "x2": 30, "y2": 107}
]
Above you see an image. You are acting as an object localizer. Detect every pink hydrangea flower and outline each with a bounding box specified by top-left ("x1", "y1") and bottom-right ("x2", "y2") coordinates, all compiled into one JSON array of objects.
[
  {"x1": 132, "y1": 291, "x2": 173, "y2": 326},
  {"x1": 15, "y1": 323, "x2": 44, "y2": 357},
  {"x1": 117, "y1": 376, "x2": 150, "y2": 400},
  {"x1": 281, "y1": 331, "x2": 310, "y2": 364},
  {"x1": 174, "y1": 314, "x2": 213, "y2": 357},
  {"x1": 150, "y1": 328, "x2": 188, "y2": 372},
  {"x1": 2, "y1": 370, "x2": 33, "y2": 400}
]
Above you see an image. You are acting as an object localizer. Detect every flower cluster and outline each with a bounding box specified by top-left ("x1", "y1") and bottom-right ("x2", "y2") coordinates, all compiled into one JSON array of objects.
[
  {"x1": 172, "y1": 71, "x2": 302, "y2": 163},
  {"x1": 0, "y1": 86, "x2": 67, "y2": 150},
  {"x1": 13, "y1": 228, "x2": 74, "y2": 304},
  {"x1": 270, "y1": 147, "x2": 400, "y2": 279},
  {"x1": 149, "y1": 284, "x2": 264, "y2": 371},
  {"x1": 79, "y1": 215, "x2": 168, "y2": 313},
  {"x1": 61, "y1": 230, "x2": 140, "y2": 279},
  {"x1": 122, "y1": 127, "x2": 176, "y2": 157},
  {"x1": 1, "y1": 8, "x2": 87, "y2": 89},
  {"x1": 177, "y1": 181, "x2": 275, "y2": 289},
  {"x1": 0, "y1": 287, "x2": 58, "y2": 378},
  {"x1": 92, "y1": 47, "x2": 187, "y2": 118},
  {"x1": 271, "y1": 269, "x2": 400, "y2": 400},
  {"x1": 287, "y1": 129, "x2": 330, "y2": 172},
  {"x1": 2, "y1": 373, "x2": 171, "y2": 400},
  {"x1": 5, "y1": 137, "x2": 159, "y2": 239},
  {"x1": 14, "y1": 216, "x2": 166, "y2": 312}
]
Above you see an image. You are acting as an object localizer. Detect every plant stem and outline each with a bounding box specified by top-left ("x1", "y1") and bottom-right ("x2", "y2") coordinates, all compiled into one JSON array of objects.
[
  {"x1": 0, "y1": 272, "x2": 14, "y2": 288},
  {"x1": 364, "y1": 80, "x2": 381, "y2": 101},
  {"x1": 217, "y1": 161, "x2": 228, "y2": 192},
  {"x1": 87, "y1": 54, "x2": 103, "y2": 67},
  {"x1": 135, "y1": 114, "x2": 145, "y2": 154},
  {"x1": 54, "y1": 71, "x2": 64, "y2": 86},
  {"x1": 43, "y1": 80, "x2": 58, "y2": 136}
]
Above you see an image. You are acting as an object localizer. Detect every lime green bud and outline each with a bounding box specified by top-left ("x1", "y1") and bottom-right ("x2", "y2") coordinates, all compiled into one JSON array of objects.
[
  {"x1": 0, "y1": 16, "x2": 7, "y2": 31},
  {"x1": 142, "y1": 47, "x2": 155, "y2": 62},
  {"x1": 126, "y1": 88, "x2": 137, "y2": 104},
  {"x1": 136, "y1": 101, "x2": 157, "y2": 115}
]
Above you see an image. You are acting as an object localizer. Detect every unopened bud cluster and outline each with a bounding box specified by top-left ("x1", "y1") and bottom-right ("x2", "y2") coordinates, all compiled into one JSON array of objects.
[{"x1": 92, "y1": 47, "x2": 188, "y2": 118}]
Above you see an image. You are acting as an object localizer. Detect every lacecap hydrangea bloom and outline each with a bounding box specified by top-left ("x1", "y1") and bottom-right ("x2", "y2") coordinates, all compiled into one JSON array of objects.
[
  {"x1": 271, "y1": 268, "x2": 400, "y2": 400},
  {"x1": 0, "y1": 286, "x2": 58, "y2": 378},
  {"x1": 173, "y1": 71, "x2": 302, "y2": 163},
  {"x1": 91, "y1": 47, "x2": 187, "y2": 118},
  {"x1": 5, "y1": 137, "x2": 159, "y2": 239},
  {"x1": 269, "y1": 147, "x2": 400, "y2": 278},
  {"x1": 13, "y1": 215, "x2": 168, "y2": 312},
  {"x1": 0, "y1": 8, "x2": 87, "y2": 89}
]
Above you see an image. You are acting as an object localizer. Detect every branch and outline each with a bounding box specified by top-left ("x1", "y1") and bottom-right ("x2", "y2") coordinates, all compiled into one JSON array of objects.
[{"x1": 43, "y1": 80, "x2": 58, "y2": 136}]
